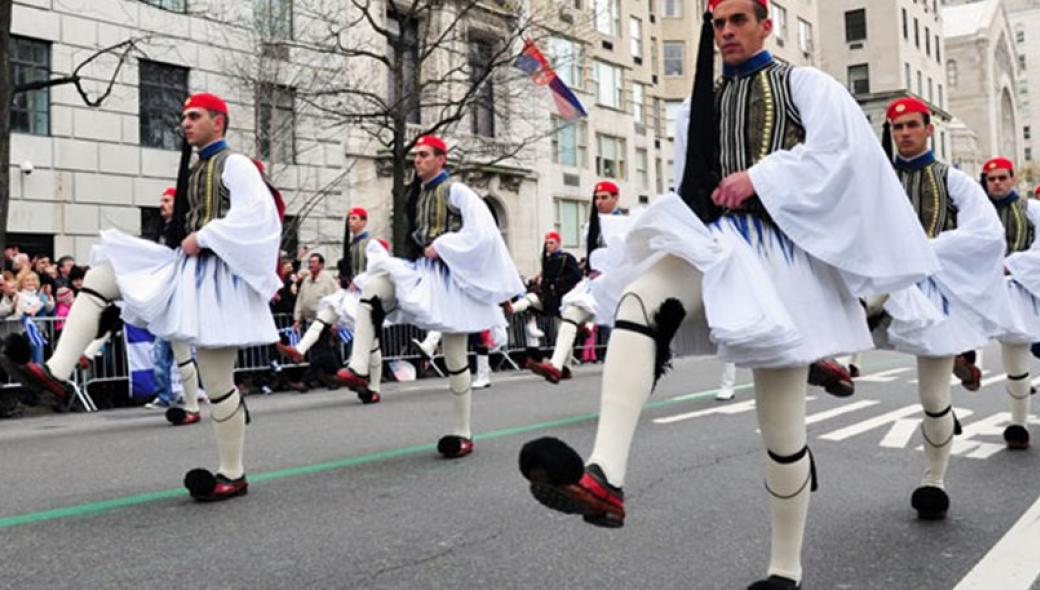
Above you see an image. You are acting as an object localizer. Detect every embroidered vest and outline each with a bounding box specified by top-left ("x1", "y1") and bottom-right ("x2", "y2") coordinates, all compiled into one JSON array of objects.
[
  {"x1": 184, "y1": 148, "x2": 233, "y2": 233},
  {"x1": 995, "y1": 198, "x2": 1035, "y2": 254},
  {"x1": 715, "y1": 61, "x2": 806, "y2": 220},
  {"x1": 411, "y1": 177, "x2": 463, "y2": 248},
  {"x1": 349, "y1": 235, "x2": 371, "y2": 278},
  {"x1": 896, "y1": 161, "x2": 957, "y2": 238}
]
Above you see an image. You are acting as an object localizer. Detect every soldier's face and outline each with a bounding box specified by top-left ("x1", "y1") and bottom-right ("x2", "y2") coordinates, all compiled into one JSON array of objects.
[
  {"x1": 713, "y1": 1, "x2": 772, "y2": 67},
  {"x1": 181, "y1": 108, "x2": 223, "y2": 147},
  {"x1": 413, "y1": 147, "x2": 446, "y2": 182},
  {"x1": 986, "y1": 169, "x2": 1015, "y2": 200},
  {"x1": 594, "y1": 191, "x2": 619, "y2": 214},
  {"x1": 348, "y1": 214, "x2": 366, "y2": 235},
  {"x1": 545, "y1": 238, "x2": 560, "y2": 253},
  {"x1": 890, "y1": 113, "x2": 933, "y2": 159},
  {"x1": 160, "y1": 193, "x2": 175, "y2": 221}
]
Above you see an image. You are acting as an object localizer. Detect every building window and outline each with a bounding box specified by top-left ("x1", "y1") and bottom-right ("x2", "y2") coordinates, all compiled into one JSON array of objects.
[
  {"x1": 548, "y1": 36, "x2": 584, "y2": 90},
  {"x1": 139, "y1": 60, "x2": 189, "y2": 150},
  {"x1": 629, "y1": 17, "x2": 643, "y2": 59},
  {"x1": 925, "y1": 26, "x2": 931, "y2": 56},
  {"x1": 947, "y1": 60, "x2": 958, "y2": 87},
  {"x1": 1019, "y1": 54, "x2": 1027, "y2": 70},
  {"x1": 594, "y1": 60, "x2": 623, "y2": 109},
  {"x1": 935, "y1": 35, "x2": 941, "y2": 63},
  {"x1": 771, "y1": 3, "x2": 788, "y2": 44},
  {"x1": 902, "y1": 8, "x2": 908, "y2": 40},
  {"x1": 1017, "y1": 28, "x2": 1025, "y2": 44},
  {"x1": 663, "y1": 0, "x2": 681, "y2": 18},
  {"x1": 10, "y1": 36, "x2": 50, "y2": 136},
  {"x1": 844, "y1": 9, "x2": 866, "y2": 43},
  {"x1": 797, "y1": 19, "x2": 813, "y2": 55},
  {"x1": 650, "y1": 36, "x2": 659, "y2": 76},
  {"x1": 904, "y1": 62, "x2": 911, "y2": 90},
  {"x1": 257, "y1": 83, "x2": 296, "y2": 163},
  {"x1": 140, "y1": 206, "x2": 163, "y2": 242},
  {"x1": 139, "y1": 0, "x2": 186, "y2": 11},
  {"x1": 847, "y1": 64, "x2": 870, "y2": 95},
  {"x1": 387, "y1": 13, "x2": 420, "y2": 124},
  {"x1": 938, "y1": 83, "x2": 944, "y2": 108},
  {"x1": 662, "y1": 41, "x2": 684, "y2": 76},
  {"x1": 468, "y1": 39, "x2": 495, "y2": 137},
  {"x1": 551, "y1": 116, "x2": 587, "y2": 168},
  {"x1": 665, "y1": 100, "x2": 682, "y2": 139},
  {"x1": 595, "y1": 133, "x2": 625, "y2": 179},
  {"x1": 553, "y1": 198, "x2": 590, "y2": 248},
  {"x1": 914, "y1": 17, "x2": 919, "y2": 48},
  {"x1": 655, "y1": 157, "x2": 664, "y2": 193},
  {"x1": 255, "y1": 0, "x2": 293, "y2": 40},
  {"x1": 593, "y1": 0, "x2": 620, "y2": 36},
  {"x1": 928, "y1": 77, "x2": 933, "y2": 103},
  {"x1": 632, "y1": 82, "x2": 645, "y2": 124},
  {"x1": 940, "y1": 131, "x2": 947, "y2": 160},
  {"x1": 635, "y1": 148, "x2": 648, "y2": 189},
  {"x1": 1027, "y1": 147, "x2": 1033, "y2": 161},
  {"x1": 1025, "y1": 126, "x2": 1032, "y2": 141},
  {"x1": 916, "y1": 70, "x2": 922, "y2": 96}
]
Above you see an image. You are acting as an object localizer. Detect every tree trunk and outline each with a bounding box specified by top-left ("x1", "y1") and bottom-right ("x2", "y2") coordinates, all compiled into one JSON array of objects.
[
  {"x1": 0, "y1": 0, "x2": 12, "y2": 255},
  {"x1": 390, "y1": 121, "x2": 409, "y2": 258}
]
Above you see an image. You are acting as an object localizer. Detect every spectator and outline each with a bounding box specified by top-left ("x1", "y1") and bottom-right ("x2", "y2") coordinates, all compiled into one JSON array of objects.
[
  {"x1": 55, "y1": 256, "x2": 76, "y2": 288},
  {"x1": 0, "y1": 272, "x2": 17, "y2": 318},
  {"x1": 3, "y1": 245, "x2": 18, "y2": 272},
  {"x1": 33, "y1": 256, "x2": 56, "y2": 295},
  {"x1": 68, "y1": 265, "x2": 86, "y2": 294},
  {"x1": 12, "y1": 253, "x2": 30, "y2": 281},
  {"x1": 54, "y1": 286, "x2": 74, "y2": 333},
  {"x1": 14, "y1": 272, "x2": 53, "y2": 319},
  {"x1": 292, "y1": 253, "x2": 337, "y2": 332}
]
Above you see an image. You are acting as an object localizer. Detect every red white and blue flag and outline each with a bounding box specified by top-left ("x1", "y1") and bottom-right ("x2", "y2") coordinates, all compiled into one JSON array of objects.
[{"x1": 513, "y1": 38, "x2": 588, "y2": 121}]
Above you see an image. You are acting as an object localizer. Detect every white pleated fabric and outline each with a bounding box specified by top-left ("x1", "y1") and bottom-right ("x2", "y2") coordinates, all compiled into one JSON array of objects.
[
  {"x1": 1000, "y1": 200, "x2": 1040, "y2": 343},
  {"x1": 317, "y1": 287, "x2": 362, "y2": 330},
  {"x1": 90, "y1": 153, "x2": 281, "y2": 348},
  {"x1": 561, "y1": 211, "x2": 643, "y2": 324}
]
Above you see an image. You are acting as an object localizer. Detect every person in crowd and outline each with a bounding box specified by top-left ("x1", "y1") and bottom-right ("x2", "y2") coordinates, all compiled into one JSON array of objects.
[{"x1": 55, "y1": 256, "x2": 76, "y2": 289}]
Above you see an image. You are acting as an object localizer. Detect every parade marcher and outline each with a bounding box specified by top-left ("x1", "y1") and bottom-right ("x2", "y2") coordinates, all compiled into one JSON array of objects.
[
  {"x1": 0, "y1": 92, "x2": 283, "y2": 501},
  {"x1": 871, "y1": 97, "x2": 1011, "y2": 519},
  {"x1": 526, "y1": 180, "x2": 636, "y2": 384},
  {"x1": 984, "y1": 157, "x2": 1040, "y2": 449},
  {"x1": 343, "y1": 207, "x2": 372, "y2": 283},
  {"x1": 507, "y1": 231, "x2": 583, "y2": 366},
  {"x1": 335, "y1": 135, "x2": 523, "y2": 458},
  {"x1": 276, "y1": 239, "x2": 392, "y2": 403},
  {"x1": 516, "y1": 2, "x2": 938, "y2": 589}
]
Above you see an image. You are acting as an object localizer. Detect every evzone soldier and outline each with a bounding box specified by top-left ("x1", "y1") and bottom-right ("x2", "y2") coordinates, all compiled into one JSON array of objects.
[
  {"x1": 506, "y1": 231, "x2": 583, "y2": 367},
  {"x1": 983, "y1": 157, "x2": 1040, "y2": 449},
  {"x1": 516, "y1": 2, "x2": 938, "y2": 589},
  {"x1": 276, "y1": 207, "x2": 392, "y2": 404},
  {"x1": 335, "y1": 135, "x2": 523, "y2": 458},
  {"x1": 526, "y1": 180, "x2": 637, "y2": 383},
  {"x1": 871, "y1": 97, "x2": 1014, "y2": 518},
  {"x1": 1, "y1": 93, "x2": 283, "y2": 501}
]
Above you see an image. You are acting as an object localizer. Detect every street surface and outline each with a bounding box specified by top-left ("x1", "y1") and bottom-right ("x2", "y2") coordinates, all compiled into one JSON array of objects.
[{"x1": 2, "y1": 344, "x2": 1039, "y2": 589}]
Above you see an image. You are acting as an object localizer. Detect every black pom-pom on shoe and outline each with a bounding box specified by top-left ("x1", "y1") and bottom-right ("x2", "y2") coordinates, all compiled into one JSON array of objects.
[
  {"x1": 911, "y1": 485, "x2": 949, "y2": 520},
  {"x1": 1003, "y1": 424, "x2": 1030, "y2": 450},
  {"x1": 519, "y1": 437, "x2": 584, "y2": 485},
  {"x1": 184, "y1": 468, "x2": 217, "y2": 498},
  {"x1": 747, "y1": 575, "x2": 800, "y2": 590}
]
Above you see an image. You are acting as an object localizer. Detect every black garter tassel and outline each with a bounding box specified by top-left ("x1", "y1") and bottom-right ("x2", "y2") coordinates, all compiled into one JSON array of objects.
[{"x1": 652, "y1": 298, "x2": 687, "y2": 384}]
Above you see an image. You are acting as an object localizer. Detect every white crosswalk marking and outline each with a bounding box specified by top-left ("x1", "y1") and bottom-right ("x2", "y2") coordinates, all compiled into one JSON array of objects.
[
  {"x1": 954, "y1": 493, "x2": 1040, "y2": 589},
  {"x1": 805, "y1": 400, "x2": 879, "y2": 426},
  {"x1": 653, "y1": 399, "x2": 757, "y2": 424},
  {"x1": 855, "y1": 367, "x2": 913, "y2": 383},
  {"x1": 819, "y1": 404, "x2": 923, "y2": 441}
]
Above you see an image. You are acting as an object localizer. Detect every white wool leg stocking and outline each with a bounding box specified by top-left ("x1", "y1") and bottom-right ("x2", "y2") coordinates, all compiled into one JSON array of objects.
[
  {"x1": 443, "y1": 333, "x2": 472, "y2": 438},
  {"x1": 172, "y1": 342, "x2": 200, "y2": 413},
  {"x1": 917, "y1": 356, "x2": 955, "y2": 487},
  {"x1": 46, "y1": 262, "x2": 121, "y2": 379},
  {"x1": 586, "y1": 255, "x2": 702, "y2": 486},
  {"x1": 549, "y1": 305, "x2": 593, "y2": 370},
  {"x1": 754, "y1": 366, "x2": 811, "y2": 584},
  {"x1": 1001, "y1": 342, "x2": 1031, "y2": 426},
  {"x1": 347, "y1": 274, "x2": 395, "y2": 376},
  {"x1": 196, "y1": 347, "x2": 245, "y2": 479},
  {"x1": 296, "y1": 306, "x2": 339, "y2": 356}
]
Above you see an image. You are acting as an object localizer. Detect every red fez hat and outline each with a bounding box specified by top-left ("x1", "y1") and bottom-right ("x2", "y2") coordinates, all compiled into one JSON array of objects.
[
  {"x1": 886, "y1": 97, "x2": 930, "y2": 121},
  {"x1": 1035, "y1": 185, "x2": 1040, "y2": 196},
  {"x1": 415, "y1": 135, "x2": 448, "y2": 154},
  {"x1": 983, "y1": 157, "x2": 1015, "y2": 175},
  {"x1": 709, "y1": 0, "x2": 768, "y2": 11},
  {"x1": 545, "y1": 231, "x2": 562, "y2": 243},
  {"x1": 162, "y1": 186, "x2": 176, "y2": 197},
  {"x1": 183, "y1": 93, "x2": 228, "y2": 115},
  {"x1": 594, "y1": 180, "x2": 619, "y2": 195},
  {"x1": 348, "y1": 207, "x2": 368, "y2": 219}
]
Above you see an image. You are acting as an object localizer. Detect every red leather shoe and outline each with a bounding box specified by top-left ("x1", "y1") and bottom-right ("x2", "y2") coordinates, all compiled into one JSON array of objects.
[
  {"x1": 437, "y1": 435, "x2": 474, "y2": 458},
  {"x1": 166, "y1": 407, "x2": 201, "y2": 426},
  {"x1": 184, "y1": 470, "x2": 249, "y2": 502},
  {"x1": 275, "y1": 342, "x2": 304, "y2": 364},
  {"x1": 808, "y1": 359, "x2": 855, "y2": 398}
]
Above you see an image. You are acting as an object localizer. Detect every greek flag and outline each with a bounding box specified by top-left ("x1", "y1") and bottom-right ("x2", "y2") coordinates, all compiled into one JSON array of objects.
[
  {"x1": 280, "y1": 326, "x2": 301, "y2": 346},
  {"x1": 124, "y1": 324, "x2": 185, "y2": 400},
  {"x1": 338, "y1": 326, "x2": 353, "y2": 343},
  {"x1": 21, "y1": 316, "x2": 46, "y2": 348}
]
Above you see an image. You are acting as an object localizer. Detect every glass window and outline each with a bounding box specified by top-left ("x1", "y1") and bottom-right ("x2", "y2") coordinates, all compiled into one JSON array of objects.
[
  {"x1": 551, "y1": 116, "x2": 587, "y2": 168},
  {"x1": 596, "y1": 133, "x2": 625, "y2": 179},
  {"x1": 632, "y1": 82, "x2": 645, "y2": 123},
  {"x1": 650, "y1": 36, "x2": 659, "y2": 75},
  {"x1": 548, "y1": 36, "x2": 583, "y2": 90},
  {"x1": 902, "y1": 8, "x2": 908, "y2": 40},
  {"x1": 845, "y1": 9, "x2": 866, "y2": 42},
  {"x1": 904, "y1": 62, "x2": 911, "y2": 90},
  {"x1": 255, "y1": 0, "x2": 293, "y2": 40},
  {"x1": 665, "y1": 100, "x2": 682, "y2": 139},
  {"x1": 938, "y1": 83, "x2": 944, "y2": 108},
  {"x1": 139, "y1": 60, "x2": 189, "y2": 150},
  {"x1": 10, "y1": 36, "x2": 50, "y2": 136},
  {"x1": 593, "y1": 0, "x2": 620, "y2": 36},
  {"x1": 663, "y1": 0, "x2": 681, "y2": 17},
  {"x1": 635, "y1": 148, "x2": 648, "y2": 189},
  {"x1": 469, "y1": 39, "x2": 495, "y2": 137},
  {"x1": 916, "y1": 70, "x2": 922, "y2": 96},
  {"x1": 595, "y1": 61, "x2": 623, "y2": 109},
  {"x1": 914, "y1": 17, "x2": 919, "y2": 48},
  {"x1": 936, "y1": 35, "x2": 941, "y2": 63},
  {"x1": 1025, "y1": 126, "x2": 1032, "y2": 141},
  {"x1": 139, "y1": 0, "x2": 185, "y2": 11},
  {"x1": 771, "y1": 3, "x2": 788, "y2": 42},
  {"x1": 925, "y1": 26, "x2": 931, "y2": 56},
  {"x1": 629, "y1": 17, "x2": 642, "y2": 59},
  {"x1": 553, "y1": 198, "x2": 589, "y2": 248},
  {"x1": 947, "y1": 60, "x2": 958, "y2": 87},
  {"x1": 663, "y1": 41, "x2": 683, "y2": 76},
  {"x1": 797, "y1": 19, "x2": 813, "y2": 54},
  {"x1": 257, "y1": 83, "x2": 296, "y2": 162},
  {"x1": 847, "y1": 63, "x2": 870, "y2": 95}
]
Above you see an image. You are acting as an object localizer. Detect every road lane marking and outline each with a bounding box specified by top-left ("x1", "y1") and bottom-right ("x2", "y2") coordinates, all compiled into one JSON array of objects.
[
  {"x1": 855, "y1": 367, "x2": 913, "y2": 383},
  {"x1": 819, "y1": 405, "x2": 923, "y2": 441},
  {"x1": 805, "y1": 400, "x2": 879, "y2": 425},
  {"x1": 953, "y1": 493, "x2": 1040, "y2": 590}
]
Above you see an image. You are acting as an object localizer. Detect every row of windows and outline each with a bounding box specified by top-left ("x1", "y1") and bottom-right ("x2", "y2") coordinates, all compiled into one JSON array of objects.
[
  {"x1": 844, "y1": 8, "x2": 942, "y2": 66},
  {"x1": 844, "y1": 61, "x2": 944, "y2": 110},
  {"x1": 9, "y1": 35, "x2": 297, "y2": 162},
  {"x1": 592, "y1": 0, "x2": 681, "y2": 38}
]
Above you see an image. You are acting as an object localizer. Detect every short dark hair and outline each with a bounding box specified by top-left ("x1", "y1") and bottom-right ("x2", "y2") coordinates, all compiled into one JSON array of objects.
[
  {"x1": 309, "y1": 253, "x2": 325, "y2": 265},
  {"x1": 208, "y1": 109, "x2": 230, "y2": 134},
  {"x1": 754, "y1": 3, "x2": 768, "y2": 20}
]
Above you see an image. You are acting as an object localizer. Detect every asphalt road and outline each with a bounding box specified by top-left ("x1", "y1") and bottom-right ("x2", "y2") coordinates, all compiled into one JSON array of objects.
[{"x1": 1, "y1": 345, "x2": 1039, "y2": 589}]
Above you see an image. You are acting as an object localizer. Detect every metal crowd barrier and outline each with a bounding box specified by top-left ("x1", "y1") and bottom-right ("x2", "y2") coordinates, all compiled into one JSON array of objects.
[{"x1": 0, "y1": 310, "x2": 611, "y2": 412}]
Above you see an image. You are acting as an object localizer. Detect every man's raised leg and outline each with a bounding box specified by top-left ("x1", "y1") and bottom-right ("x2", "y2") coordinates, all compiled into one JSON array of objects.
[
  {"x1": 336, "y1": 274, "x2": 394, "y2": 393},
  {"x1": 166, "y1": 342, "x2": 202, "y2": 426},
  {"x1": 530, "y1": 304, "x2": 593, "y2": 384}
]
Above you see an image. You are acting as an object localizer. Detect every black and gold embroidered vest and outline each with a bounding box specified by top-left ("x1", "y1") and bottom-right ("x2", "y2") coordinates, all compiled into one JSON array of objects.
[
  {"x1": 994, "y1": 197, "x2": 1035, "y2": 254},
  {"x1": 411, "y1": 176, "x2": 463, "y2": 248},
  {"x1": 715, "y1": 60, "x2": 805, "y2": 220},
  {"x1": 895, "y1": 161, "x2": 957, "y2": 238},
  {"x1": 348, "y1": 234, "x2": 371, "y2": 278},
  {"x1": 184, "y1": 148, "x2": 233, "y2": 232}
]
